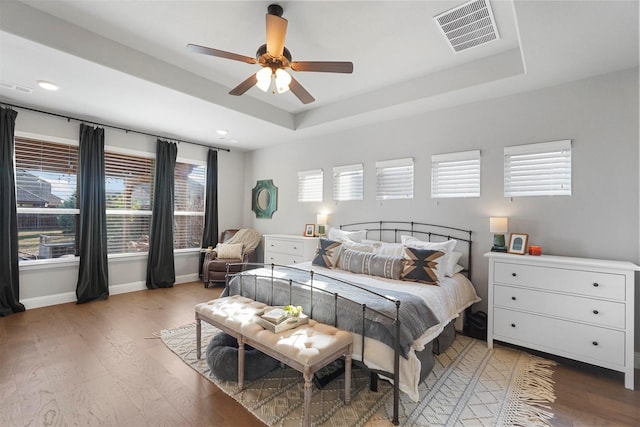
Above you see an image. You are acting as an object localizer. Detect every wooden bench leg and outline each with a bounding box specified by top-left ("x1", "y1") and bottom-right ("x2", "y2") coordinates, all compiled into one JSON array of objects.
[
  {"x1": 196, "y1": 318, "x2": 202, "y2": 360},
  {"x1": 303, "y1": 369, "x2": 313, "y2": 427},
  {"x1": 238, "y1": 335, "x2": 245, "y2": 390},
  {"x1": 344, "y1": 347, "x2": 352, "y2": 405}
]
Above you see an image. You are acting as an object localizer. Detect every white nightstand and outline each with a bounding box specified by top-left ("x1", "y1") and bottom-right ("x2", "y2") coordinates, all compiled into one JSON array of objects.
[{"x1": 264, "y1": 234, "x2": 318, "y2": 265}]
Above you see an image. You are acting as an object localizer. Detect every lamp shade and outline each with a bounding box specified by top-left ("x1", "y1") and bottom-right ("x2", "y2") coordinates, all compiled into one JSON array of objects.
[
  {"x1": 489, "y1": 217, "x2": 508, "y2": 234},
  {"x1": 275, "y1": 68, "x2": 291, "y2": 94},
  {"x1": 316, "y1": 214, "x2": 328, "y2": 226},
  {"x1": 256, "y1": 67, "x2": 272, "y2": 92}
]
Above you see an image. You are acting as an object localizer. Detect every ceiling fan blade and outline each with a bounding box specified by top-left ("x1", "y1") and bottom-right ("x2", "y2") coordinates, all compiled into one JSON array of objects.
[
  {"x1": 289, "y1": 76, "x2": 315, "y2": 104},
  {"x1": 229, "y1": 73, "x2": 258, "y2": 96},
  {"x1": 266, "y1": 13, "x2": 288, "y2": 57},
  {"x1": 290, "y1": 61, "x2": 354, "y2": 73},
  {"x1": 187, "y1": 43, "x2": 257, "y2": 64}
]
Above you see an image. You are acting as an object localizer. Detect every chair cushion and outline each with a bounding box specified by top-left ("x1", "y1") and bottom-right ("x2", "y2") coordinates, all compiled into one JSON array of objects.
[
  {"x1": 208, "y1": 259, "x2": 243, "y2": 272},
  {"x1": 216, "y1": 242, "x2": 243, "y2": 259}
]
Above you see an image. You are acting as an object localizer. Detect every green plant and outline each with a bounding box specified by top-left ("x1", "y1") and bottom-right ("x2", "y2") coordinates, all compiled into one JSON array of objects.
[{"x1": 283, "y1": 305, "x2": 302, "y2": 317}]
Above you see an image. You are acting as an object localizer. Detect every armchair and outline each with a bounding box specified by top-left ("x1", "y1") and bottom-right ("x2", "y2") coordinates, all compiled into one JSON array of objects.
[{"x1": 202, "y1": 229, "x2": 260, "y2": 288}]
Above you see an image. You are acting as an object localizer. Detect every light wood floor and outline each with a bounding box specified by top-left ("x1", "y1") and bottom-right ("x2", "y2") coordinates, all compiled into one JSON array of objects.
[{"x1": 1, "y1": 281, "x2": 638, "y2": 426}]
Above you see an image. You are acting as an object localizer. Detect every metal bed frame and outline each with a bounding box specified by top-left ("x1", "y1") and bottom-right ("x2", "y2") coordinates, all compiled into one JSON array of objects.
[{"x1": 224, "y1": 221, "x2": 473, "y2": 425}]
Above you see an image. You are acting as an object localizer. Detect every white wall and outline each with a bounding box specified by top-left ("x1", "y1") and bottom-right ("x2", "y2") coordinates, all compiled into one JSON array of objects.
[
  {"x1": 243, "y1": 68, "x2": 639, "y2": 345},
  {"x1": 14, "y1": 108, "x2": 245, "y2": 306}
]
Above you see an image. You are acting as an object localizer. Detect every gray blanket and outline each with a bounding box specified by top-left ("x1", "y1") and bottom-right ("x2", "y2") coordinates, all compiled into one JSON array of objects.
[{"x1": 222, "y1": 266, "x2": 440, "y2": 358}]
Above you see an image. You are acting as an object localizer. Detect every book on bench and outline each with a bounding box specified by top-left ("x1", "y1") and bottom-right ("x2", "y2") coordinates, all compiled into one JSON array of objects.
[{"x1": 258, "y1": 310, "x2": 309, "y2": 333}]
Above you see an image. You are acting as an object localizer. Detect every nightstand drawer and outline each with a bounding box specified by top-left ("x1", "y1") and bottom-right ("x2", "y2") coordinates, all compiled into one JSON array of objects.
[
  {"x1": 493, "y1": 308, "x2": 625, "y2": 367},
  {"x1": 494, "y1": 262, "x2": 625, "y2": 300},
  {"x1": 265, "y1": 253, "x2": 304, "y2": 265},
  {"x1": 494, "y1": 285, "x2": 625, "y2": 329}
]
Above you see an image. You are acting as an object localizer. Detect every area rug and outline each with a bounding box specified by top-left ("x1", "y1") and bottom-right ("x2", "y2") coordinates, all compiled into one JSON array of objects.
[{"x1": 160, "y1": 322, "x2": 556, "y2": 426}]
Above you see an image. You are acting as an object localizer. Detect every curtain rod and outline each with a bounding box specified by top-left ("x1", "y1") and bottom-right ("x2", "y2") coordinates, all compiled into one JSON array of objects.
[{"x1": 1, "y1": 101, "x2": 231, "y2": 152}]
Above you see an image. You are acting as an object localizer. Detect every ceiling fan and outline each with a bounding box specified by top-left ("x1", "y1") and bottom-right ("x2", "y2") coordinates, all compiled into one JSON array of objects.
[{"x1": 187, "y1": 4, "x2": 353, "y2": 104}]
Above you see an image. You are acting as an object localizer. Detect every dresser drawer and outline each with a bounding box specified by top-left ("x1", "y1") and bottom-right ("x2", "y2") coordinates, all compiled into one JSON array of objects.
[
  {"x1": 265, "y1": 238, "x2": 305, "y2": 256},
  {"x1": 265, "y1": 252, "x2": 304, "y2": 265},
  {"x1": 493, "y1": 307, "x2": 625, "y2": 367},
  {"x1": 494, "y1": 285, "x2": 625, "y2": 329},
  {"x1": 494, "y1": 262, "x2": 625, "y2": 300}
]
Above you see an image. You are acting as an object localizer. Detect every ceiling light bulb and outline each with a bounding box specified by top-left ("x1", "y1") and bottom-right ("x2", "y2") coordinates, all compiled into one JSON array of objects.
[
  {"x1": 256, "y1": 67, "x2": 272, "y2": 92},
  {"x1": 275, "y1": 69, "x2": 291, "y2": 94},
  {"x1": 37, "y1": 80, "x2": 59, "y2": 91}
]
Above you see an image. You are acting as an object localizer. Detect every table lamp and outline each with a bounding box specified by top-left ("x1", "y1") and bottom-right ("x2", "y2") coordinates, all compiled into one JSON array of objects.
[
  {"x1": 316, "y1": 214, "x2": 328, "y2": 236},
  {"x1": 490, "y1": 217, "x2": 508, "y2": 252}
]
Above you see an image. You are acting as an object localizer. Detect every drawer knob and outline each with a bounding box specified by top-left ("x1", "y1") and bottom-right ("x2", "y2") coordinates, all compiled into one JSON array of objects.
[
  {"x1": 511, "y1": 273, "x2": 517, "y2": 277},
  {"x1": 511, "y1": 296, "x2": 516, "y2": 301},
  {"x1": 511, "y1": 323, "x2": 516, "y2": 328},
  {"x1": 293, "y1": 246, "x2": 297, "y2": 250},
  {"x1": 592, "y1": 282, "x2": 599, "y2": 287},
  {"x1": 592, "y1": 341, "x2": 598, "y2": 346},
  {"x1": 593, "y1": 309, "x2": 599, "y2": 315}
]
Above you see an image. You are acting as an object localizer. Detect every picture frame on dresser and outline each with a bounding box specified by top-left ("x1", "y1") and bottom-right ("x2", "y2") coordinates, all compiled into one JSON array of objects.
[
  {"x1": 507, "y1": 233, "x2": 528, "y2": 254},
  {"x1": 304, "y1": 224, "x2": 315, "y2": 237}
]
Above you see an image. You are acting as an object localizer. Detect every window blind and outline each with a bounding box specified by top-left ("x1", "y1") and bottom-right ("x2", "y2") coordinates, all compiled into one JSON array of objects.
[
  {"x1": 504, "y1": 140, "x2": 572, "y2": 197},
  {"x1": 333, "y1": 163, "x2": 363, "y2": 201},
  {"x1": 298, "y1": 169, "x2": 323, "y2": 202},
  {"x1": 15, "y1": 137, "x2": 79, "y2": 261},
  {"x1": 376, "y1": 158, "x2": 414, "y2": 200},
  {"x1": 431, "y1": 150, "x2": 481, "y2": 198},
  {"x1": 174, "y1": 161, "x2": 206, "y2": 249},
  {"x1": 105, "y1": 151, "x2": 154, "y2": 254}
]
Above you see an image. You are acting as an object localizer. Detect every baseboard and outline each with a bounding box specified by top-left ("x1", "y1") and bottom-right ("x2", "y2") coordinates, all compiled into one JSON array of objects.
[
  {"x1": 635, "y1": 352, "x2": 640, "y2": 369},
  {"x1": 21, "y1": 274, "x2": 202, "y2": 310}
]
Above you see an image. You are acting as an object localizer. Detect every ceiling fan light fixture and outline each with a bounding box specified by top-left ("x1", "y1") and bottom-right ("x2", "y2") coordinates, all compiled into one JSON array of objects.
[
  {"x1": 256, "y1": 67, "x2": 272, "y2": 92},
  {"x1": 275, "y1": 68, "x2": 291, "y2": 94}
]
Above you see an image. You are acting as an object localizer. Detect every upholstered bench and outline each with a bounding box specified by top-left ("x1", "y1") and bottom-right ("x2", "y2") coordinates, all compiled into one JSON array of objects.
[{"x1": 195, "y1": 296, "x2": 353, "y2": 427}]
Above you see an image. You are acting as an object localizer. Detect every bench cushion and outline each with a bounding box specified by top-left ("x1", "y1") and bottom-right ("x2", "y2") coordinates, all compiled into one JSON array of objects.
[
  {"x1": 195, "y1": 295, "x2": 267, "y2": 333},
  {"x1": 241, "y1": 319, "x2": 353, "y2": 367}
]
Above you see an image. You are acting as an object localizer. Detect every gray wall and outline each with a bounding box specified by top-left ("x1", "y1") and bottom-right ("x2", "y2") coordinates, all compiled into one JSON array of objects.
[
  {"x1": 14, "y1": 109, "x2": 245, "y2": 304},
  {"x1": 243, "y1": 68, "x2": 639, "y2": 345}
]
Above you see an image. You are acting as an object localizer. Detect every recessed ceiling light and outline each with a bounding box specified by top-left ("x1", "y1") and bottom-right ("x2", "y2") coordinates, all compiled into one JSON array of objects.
[
  {"x1": 37, "y1": 80, "x2": 59, "y2": 91},
  {"x1": 216, "y1": 129, "x2": 228, "y2": 135}
]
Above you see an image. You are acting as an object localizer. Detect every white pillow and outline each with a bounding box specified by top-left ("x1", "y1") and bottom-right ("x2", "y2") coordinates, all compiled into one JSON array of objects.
[
  {"x1": 327, "y1": 228, "x2": 366, "y2": 243},
  {"x1": 400, "y1": 236, "x2": 457, "y2": 281},
  {"x1": 447, "y1": 251, "x2": 463, "y2": 277},
  {"x1": 215, "y1": 242, "x2": 243, "y2": 259},
  {"x1": 341, "y1": 240, "x2": 376, "y2": 253}
]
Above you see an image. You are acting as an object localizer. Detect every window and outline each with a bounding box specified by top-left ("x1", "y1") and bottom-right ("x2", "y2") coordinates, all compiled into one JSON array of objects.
[
  {"x1": 15, "y1": 137, "x2": 79, "y2": 261},
  {"x1": 431, "y1": 150, "x2": 481, "y2": 198},
  {"x1": 105, "y1": 150, "x2": 154, "y2": 254},
  {"x1": 504, "y1": 140, "x2": 572, "y2": 197},
  {"x1": 376, "y1": 158, "x2": 414, "y2": 200},
  {"x1": 333, "y1": 164, "x2": 363, "y2": 201},
  {"x1": 298, "y1": 169, "x2": 323, "y2": 202},
  {"x1": 174, "y1": 160, "x2": 206, "y2": 250}
]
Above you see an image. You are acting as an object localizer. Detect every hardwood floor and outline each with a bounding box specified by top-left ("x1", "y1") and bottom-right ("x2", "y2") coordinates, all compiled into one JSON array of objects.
[{"x1": 1, "y1": 281, "x2": 638, "y2": 426}]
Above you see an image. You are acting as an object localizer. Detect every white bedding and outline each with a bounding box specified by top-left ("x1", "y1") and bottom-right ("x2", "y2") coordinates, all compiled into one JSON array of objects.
[{"x1": 294, "y1": 261, "x2": 481, "y2": 401}]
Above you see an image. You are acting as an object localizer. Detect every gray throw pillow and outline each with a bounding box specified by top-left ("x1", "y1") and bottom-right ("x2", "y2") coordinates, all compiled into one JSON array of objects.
[{"x1": 339, "y1": 248, "x2": 404, "y2": 280}]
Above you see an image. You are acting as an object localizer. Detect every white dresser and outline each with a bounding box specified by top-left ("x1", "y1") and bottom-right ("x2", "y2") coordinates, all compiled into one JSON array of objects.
[
  {"x1": 264, "y1": 234, "x2": 318, "y2": 265},
  {"x1": 485, "y1": 252, "x2": 638, "y2": 389}
]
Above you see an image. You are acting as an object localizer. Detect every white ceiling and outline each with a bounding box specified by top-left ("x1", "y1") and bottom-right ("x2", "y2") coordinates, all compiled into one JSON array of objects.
[{"x1": 0, "y1": 0, "x2": 637, "y2": 151}]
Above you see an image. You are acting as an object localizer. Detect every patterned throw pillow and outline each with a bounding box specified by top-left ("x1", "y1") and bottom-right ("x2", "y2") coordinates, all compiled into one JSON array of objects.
[
  {"x1": 339, "y1": 249, "x2": 404, "y2": 280},
  {"x1": 402, "y1": 246, "x2": 444, "y2": 285},
  {"x1": 312, "y1": 239, "x2": 342, "y2": 269}
]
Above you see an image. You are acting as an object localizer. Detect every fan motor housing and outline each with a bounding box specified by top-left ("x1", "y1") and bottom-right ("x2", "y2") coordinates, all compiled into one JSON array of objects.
[{"x1": 256, "y1": 44, "x2": 291, "y2": 68}]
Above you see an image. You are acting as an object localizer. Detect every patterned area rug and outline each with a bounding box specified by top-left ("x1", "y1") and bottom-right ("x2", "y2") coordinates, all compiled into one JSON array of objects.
[{"x1": 160, "y1": 322, "x2": 556, "y2": 426}]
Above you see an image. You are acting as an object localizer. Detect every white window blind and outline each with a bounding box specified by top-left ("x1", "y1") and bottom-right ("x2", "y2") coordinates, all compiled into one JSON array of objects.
[
  {"x1": 105, "y1": 151, "x2": 154, "y2": 254},
  {"x1": 376, "y1": 158, "x2": 414, "y2": 200},
  {"x1": 15, "y1": 137, "x2": 79, "y2": 261},
  {"x1": 174, "y1": 161, "x2": 206, "y2": 249},
  {"x1": 298, "y1": 169, "x2": 323, "y2": 202},
  {"x1": 333, "y1": 164, "x2": 363, "y2": 201},
  {"x1": 504, "y1": 140, "x2": 572, "y2": 197},
  {"x1": 431, "y1": 150, "x2": 481, "y2": 198}
]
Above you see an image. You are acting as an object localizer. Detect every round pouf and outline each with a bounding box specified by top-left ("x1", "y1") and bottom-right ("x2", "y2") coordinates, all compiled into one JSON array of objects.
[{"x1": 205, "y1": 332, "x2": 280, "y2": 382}]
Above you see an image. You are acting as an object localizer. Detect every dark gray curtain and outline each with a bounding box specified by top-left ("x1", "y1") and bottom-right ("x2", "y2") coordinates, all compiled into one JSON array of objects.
[
  {"x1": 0, "y1": 107, "x2": 26, "y2": 316},
  {"x1": 146, "y1": 139, "x2": 177, "y2": 289},
  {"x1": 76, "y1": 124, "x2": 109, "y2": 303},
  {"x1": 199, "y1": 149, "x2": 219, "y2": 277}
]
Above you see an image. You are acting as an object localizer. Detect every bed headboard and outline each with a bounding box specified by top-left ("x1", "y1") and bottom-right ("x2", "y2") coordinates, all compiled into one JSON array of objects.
[{"x1": 339, "y1": 220, "x2": 473, "y2": 281}]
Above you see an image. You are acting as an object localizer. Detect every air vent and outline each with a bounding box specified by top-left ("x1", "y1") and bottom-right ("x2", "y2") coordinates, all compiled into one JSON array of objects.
[
  {"x1": 434, "y1": 0, "x2": 499, "y2": 53},
  {"x1": 0, "y1": 81, "x2": 33, "y2": 94}
]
